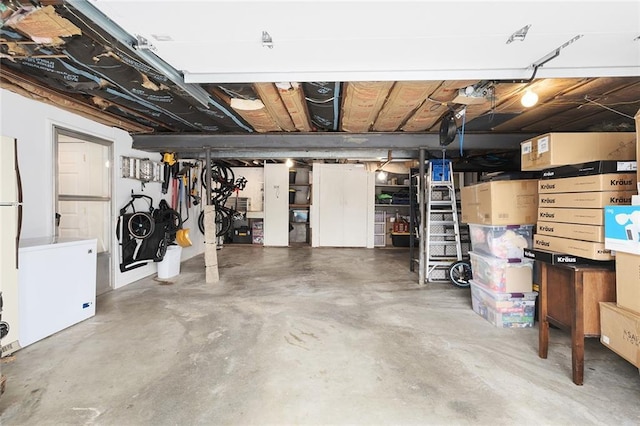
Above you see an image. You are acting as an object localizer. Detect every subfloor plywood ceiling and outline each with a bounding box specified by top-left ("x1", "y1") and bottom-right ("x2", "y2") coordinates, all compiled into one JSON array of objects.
[{"x1": 1, "y1": 1, "x2": 639, "y2": 169}]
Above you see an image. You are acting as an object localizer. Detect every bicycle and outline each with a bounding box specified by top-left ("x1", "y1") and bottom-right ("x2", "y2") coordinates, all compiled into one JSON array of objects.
[{"x1": 448, "y1": 258, "x2": 472, "y2": 288}]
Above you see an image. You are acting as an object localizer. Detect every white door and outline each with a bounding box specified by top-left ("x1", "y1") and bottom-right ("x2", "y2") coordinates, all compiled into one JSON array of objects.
[
  {"x1": 55, "y1": 128, "x2": 113, "y2": 296},
  {"x1": 342, "y1": 167, "x2": 368, "y2": 247},
  {"x1": 318, "y1": 166, "x2": 345, "y2": 246},
  {"x1": 263, "y1": 163, "x2": 289, "y2": 246},
  {"x1": 316, "y1": 164, "x2": 369, "y2": 247}
]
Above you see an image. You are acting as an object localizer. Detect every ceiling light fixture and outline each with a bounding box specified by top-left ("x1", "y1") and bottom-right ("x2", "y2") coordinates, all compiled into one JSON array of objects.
[
  {"x1": 521, "y1": 89, "x2": 539, "y2": 108},
  {"x1": 376, "y1": 170, "x2": 388, "y2": 182},
  {"x1": 285, "y1": 158, "x2": 294, "y2": 168}
]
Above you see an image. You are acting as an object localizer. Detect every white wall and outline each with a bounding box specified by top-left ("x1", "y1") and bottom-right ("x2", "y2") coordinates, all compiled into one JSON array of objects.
[
  {"x1": 230, "y1": 167, "x2": 264, "y2": 212},
  {"x1": 0, "y1": 89, "x2": 204, "y2": 289}
]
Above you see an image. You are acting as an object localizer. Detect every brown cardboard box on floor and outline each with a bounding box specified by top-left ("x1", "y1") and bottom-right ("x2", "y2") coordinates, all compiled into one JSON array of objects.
[
  {"x1": 615, "y1": 251, "x2": 640, "y2": 315},
  {"x1": 600, "y1": 302, "x2": 640, "y2": 369},
  {"x1": 636, "y1": 109, "x2": 640, "y2": 182},
  {"x1": 461, "y1": 180, "x2": 538, "y2": 225},
  {"x1": 520, "y1": 132, "x2": 636, "y2": 171}
]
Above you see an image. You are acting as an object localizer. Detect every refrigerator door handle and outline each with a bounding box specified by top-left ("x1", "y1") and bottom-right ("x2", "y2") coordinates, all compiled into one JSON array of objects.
[{"x1": 15, "y1": 137, "x2": 22, "y2": 269}]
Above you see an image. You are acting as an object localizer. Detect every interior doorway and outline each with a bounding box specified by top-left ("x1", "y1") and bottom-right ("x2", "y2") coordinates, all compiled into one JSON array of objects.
[{"x1": 54, "y1": 127, "x2": 113, "y2": 296}]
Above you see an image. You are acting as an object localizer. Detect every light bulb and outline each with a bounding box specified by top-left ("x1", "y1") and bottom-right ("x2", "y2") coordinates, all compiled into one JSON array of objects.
[
  {"x1": 285, "y1": 158, "x2": 294, "y2": 168},
  {"x1": 377, "y1": 170, "x2": 388, "y2": 181},
  {"x1": 521, "y1": 89, "x2": 538, "y2": 107}
]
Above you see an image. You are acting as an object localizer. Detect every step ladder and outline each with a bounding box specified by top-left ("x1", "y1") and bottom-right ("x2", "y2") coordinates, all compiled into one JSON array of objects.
[{"x1": 423, "y1": 160, "x2": 462, "y2": 283}]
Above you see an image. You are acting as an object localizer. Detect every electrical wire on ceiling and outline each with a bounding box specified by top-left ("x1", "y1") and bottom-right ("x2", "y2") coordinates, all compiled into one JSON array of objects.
[{"x1": 582, "y1": 96, "x2": 638, "y2": 119}]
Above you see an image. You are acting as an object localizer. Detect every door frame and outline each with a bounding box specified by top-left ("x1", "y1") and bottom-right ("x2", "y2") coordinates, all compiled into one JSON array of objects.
[{"x1": 53, "y1": 126, "x2": 114, "y2": 293}]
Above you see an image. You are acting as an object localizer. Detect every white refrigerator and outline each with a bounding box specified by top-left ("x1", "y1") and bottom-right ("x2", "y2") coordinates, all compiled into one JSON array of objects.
[{"x1": 0, "y1": 135, "x2": 22, "y2": 356}]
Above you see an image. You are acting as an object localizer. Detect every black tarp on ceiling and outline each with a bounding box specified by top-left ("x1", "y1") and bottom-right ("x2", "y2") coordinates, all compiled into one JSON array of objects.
[
  {"x1": 0, "y1": 5, "x2": 254, "y2": 133},
  {"x1": 303, "y1": 82, "x2": 341, "y2": 131}
]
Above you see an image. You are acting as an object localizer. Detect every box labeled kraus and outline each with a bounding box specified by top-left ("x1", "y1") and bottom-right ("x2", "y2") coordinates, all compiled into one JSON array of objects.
[
  {"x1": 523, "y1": 248, "x2": 614, "y2": 266},
  {"x1": 538, "y1": 173, "x2": 637, "y2": 194},
  {"x1": 520, "y1": 132, "x2": 636, "y2": 171},
  {"x1": 537, "y1": 207, "x2": 604, "y2": 225},
  {"x1": 536, "y1": 220, "x2": 604, "y2": 243},
  {"x1": 604, "y1": 205, "x2": 640, "y2": 255},
  {"x1": 461, "y1": 180, "x2": 538, "y2": 225},
  {"x1": 533, "y1": 234, "x2": 614, "y2": 261},
  {"x1": 600, "y1": 302, "x2": 640, "y2": 368},
  {"x1": 538, "y1": 190, "x2": 635, "y2": 209},
  {"x1": 614, "y1": 251, "x2": 640, "y2": 315},
  {"x1": 540, "y1": 160, "x2": 637, "y2": 180}
]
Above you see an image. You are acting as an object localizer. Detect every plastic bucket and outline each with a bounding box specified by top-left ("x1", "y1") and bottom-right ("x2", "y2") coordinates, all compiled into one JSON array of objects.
[{"x1": 158, "y1": 245, "x2": 182, "y2": 279}]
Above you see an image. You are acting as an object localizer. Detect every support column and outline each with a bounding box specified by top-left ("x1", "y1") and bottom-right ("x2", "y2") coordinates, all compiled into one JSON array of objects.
[
  {"x1": 418, "y1": 148, "x2": 426, "y2": 285},
  {"x1": 203, "y1": 148, "x2": 219, "y2": 283}
]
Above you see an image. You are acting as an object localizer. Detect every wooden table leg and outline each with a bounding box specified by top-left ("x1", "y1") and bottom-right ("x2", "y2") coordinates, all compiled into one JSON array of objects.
[
  {"x1": 538, "y1": 262, "x2": 549, "y2": 359},
  {"x1": 571, "y1": 270, "x2": 585, "y2": 385}
]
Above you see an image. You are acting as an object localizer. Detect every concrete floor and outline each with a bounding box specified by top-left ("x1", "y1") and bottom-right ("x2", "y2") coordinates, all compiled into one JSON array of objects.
[{"x1": 1, "y1": 246, "x2": 639, "y2": 425}]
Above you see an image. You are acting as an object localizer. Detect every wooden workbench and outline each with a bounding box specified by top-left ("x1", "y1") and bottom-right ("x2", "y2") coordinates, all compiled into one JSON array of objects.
[{"x1": 537, "y1": 262, "x2": 616, "y2": 385}]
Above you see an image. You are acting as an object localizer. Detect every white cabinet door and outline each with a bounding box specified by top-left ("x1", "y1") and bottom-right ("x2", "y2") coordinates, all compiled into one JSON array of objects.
[
  {"x1": 317, "y1": 166, "x2": 345, "y2": 247},
  {"x1": 263, "y1": 163, "x2": 289, "y2": 246},
  {"x1": 316, "y1": 164, "x2": 368, "y2": 247},
  {"x1": 342, "y1": 167, "x2": 368, "y2": 247}
]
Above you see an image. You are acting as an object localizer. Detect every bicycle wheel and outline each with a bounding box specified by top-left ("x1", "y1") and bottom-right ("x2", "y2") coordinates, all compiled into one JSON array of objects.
[
  {"x1": 128, "y1": 212, "x2": 155, "y2": 239},
  {"x1": 448, "y1": 260, "x2": 472, "y2": 288},
  {"x1": 216, "y1": 207, "x2": 232, "y2": 238},
  {"x1": 156, "y1": 235, "x2": 168, "y2": 260},
  {"x1": 155, "y1": 208, "x2": 182, "y2": 236},
  {"x1": 201, "y1": 162, "x2": 235, "y2": 189},
  {"x1": 198, "y1": 210, "x2": 205, "y2": 235}
]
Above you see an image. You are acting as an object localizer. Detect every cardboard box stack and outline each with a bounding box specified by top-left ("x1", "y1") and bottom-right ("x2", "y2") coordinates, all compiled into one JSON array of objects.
[
  {"x1": 601, "y1": 218, "x2": 640, "y2": 369},
  {"x1": 599, "y1": 115, "x2": 640, "y2": 369},
  {"x1": 460, "y1": 179, "x2": 538, "y2": 328},
  {"x1": 534, "y1": 167, "x2": 637, "y2": 260},
  {"x1": 519, "y1": 131, "x2": 636, "y2": 262}
]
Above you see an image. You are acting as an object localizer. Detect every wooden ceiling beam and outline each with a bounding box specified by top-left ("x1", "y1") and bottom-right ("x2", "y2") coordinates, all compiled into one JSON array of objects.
[
  {"x1": 401, "y1": 80, "x2": 478, "y2": 132},
  {"x1": 275, "y1": 82, "x2": 313, "y2": 132},
  {"x1": 340, "y1": 81, "x2": 393, "y2": 132},
  {"x1": 372, "y1": 81, "x2": 441, "y2": 132},
  {"x1": 253, "y1": 83, "x2": 297, "y2": 132}
]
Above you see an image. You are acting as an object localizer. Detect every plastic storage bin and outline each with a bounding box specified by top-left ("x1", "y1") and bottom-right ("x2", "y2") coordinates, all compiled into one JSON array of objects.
[
  {"x1": 391, "y1": 233, "x2": 417, "y2": 247},
  {"x1": 469, "y1": 251, "x2": 533, "y2": 293},
  {"x1": 157, "y1": 245, "x2": 182, "y2": 279},
  {"x1": 468, "y1": 223, "x2": 534, "y2": 259},
  {"x1": 470, "y1": 279, "x2": 537, "y2": 328},
  {"x1": 291, "y1": 209, "x2": 309, "y2": 222}
]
